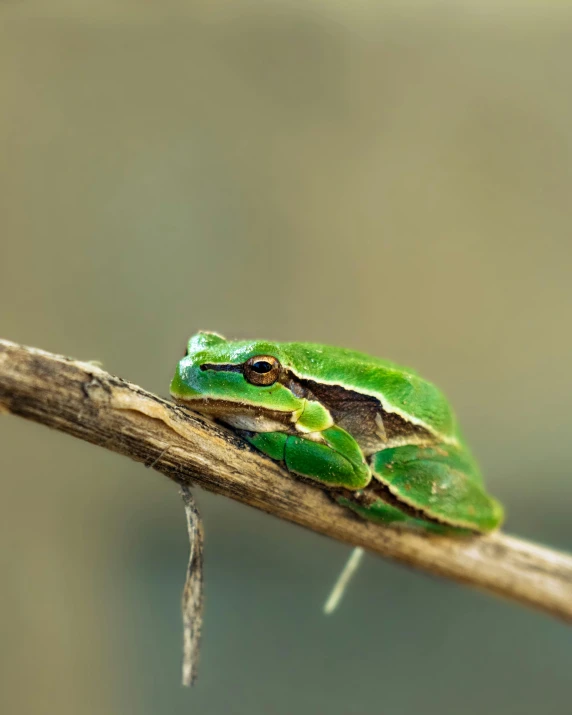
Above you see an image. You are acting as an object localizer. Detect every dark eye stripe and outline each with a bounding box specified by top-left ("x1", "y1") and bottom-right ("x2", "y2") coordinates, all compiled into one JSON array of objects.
[{"x1": 200, "y1": 363, "x2": 243, "y2": 373}]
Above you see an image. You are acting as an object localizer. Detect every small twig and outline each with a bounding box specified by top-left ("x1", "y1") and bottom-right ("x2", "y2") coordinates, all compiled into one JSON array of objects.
[
  {"x1": 180, "y1": 486, "x2": 204, "y2": 687},
  {"x1": 1, "y1": 338, "x2": 572, "y2": 623}
]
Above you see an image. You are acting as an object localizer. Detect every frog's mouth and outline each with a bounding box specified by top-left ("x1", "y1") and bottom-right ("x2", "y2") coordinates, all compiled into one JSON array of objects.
[{"x1": 173, "y1": 396, "x2": 297, "y2": 434}]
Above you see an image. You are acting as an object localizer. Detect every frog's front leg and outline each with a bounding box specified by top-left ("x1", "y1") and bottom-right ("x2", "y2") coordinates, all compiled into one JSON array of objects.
[{"x1": 243, "y1": 426, "x2": 371, "y2": 490}]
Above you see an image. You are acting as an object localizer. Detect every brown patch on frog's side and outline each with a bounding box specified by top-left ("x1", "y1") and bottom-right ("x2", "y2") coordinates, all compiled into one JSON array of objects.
[{"x1": 287, "y1": 375, "x2": 433, "y2": 452}]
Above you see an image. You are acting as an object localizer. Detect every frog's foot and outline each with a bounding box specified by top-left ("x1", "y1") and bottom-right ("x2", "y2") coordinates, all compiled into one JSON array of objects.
[{"x1": 337, "y1": 493, "x2": 463, "y2": 535}]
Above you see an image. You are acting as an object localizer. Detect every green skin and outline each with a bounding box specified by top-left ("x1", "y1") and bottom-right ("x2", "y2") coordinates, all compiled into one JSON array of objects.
[{"x1": 170, "y1": 332, "x2": 504, "y2": 534}]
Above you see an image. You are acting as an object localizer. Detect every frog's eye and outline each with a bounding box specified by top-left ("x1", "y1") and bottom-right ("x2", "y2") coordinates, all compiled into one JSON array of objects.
[{"x1": 243, "y1": 355, "x2": 281, "y2": 386}]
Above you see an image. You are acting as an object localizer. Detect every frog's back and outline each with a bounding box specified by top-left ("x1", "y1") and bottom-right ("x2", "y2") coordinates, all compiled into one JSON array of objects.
[{"x1": 278, "y1": 341, "x2": 458, "y2": 439}]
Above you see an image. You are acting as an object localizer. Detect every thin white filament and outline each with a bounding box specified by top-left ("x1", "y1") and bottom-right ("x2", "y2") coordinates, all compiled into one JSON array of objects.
[{"x1": 323, "y1": 547, "x2": 365, "y2": 615}]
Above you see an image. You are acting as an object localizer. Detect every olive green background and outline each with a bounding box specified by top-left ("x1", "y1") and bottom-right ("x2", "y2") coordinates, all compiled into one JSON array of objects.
[{"x1": 1, "y1": 3, "x2": 572, "y2": 714}]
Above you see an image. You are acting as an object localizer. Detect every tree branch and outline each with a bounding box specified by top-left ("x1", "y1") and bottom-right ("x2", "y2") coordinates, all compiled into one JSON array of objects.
[{"x1": 1, "y1": 338, "x2": 572, "y2": 623}]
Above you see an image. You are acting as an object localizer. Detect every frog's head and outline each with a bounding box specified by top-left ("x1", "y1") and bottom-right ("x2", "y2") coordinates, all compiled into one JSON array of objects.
[{"x1": 170, "y1": 331, "x2": 305, "y2": 432}]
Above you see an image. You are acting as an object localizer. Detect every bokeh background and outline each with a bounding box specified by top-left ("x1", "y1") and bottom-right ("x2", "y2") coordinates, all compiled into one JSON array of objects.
[{"x1": 2, "y1": 2, "x2": 572, "y2": 714}]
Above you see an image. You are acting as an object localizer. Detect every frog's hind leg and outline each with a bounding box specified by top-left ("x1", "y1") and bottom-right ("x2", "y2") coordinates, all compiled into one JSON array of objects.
[{"x1": 369, "y1": 444, "x2": 504, "y2": 533}]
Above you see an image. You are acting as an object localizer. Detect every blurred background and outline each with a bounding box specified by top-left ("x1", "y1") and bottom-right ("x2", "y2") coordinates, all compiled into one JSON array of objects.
[{"x1": 1, "y1": 2, "x2": 572, "y2": 713}]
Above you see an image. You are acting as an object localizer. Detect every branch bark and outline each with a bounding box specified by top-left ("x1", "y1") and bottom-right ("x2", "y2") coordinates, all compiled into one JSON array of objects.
[{"x1": 1, "y1": 338, "x2": 572, "y2": 623}]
